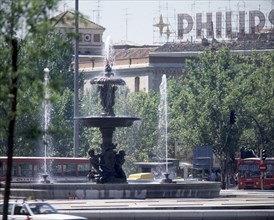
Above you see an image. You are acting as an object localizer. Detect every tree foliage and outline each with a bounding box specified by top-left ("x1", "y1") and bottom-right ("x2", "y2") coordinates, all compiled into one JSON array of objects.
[
  {"x1": 0, "y1": 0, "x2": 71, "y2": 218},
  {"x1": 0, "y1": 0, "x2": 77, "y2": 157},
  {"x1": 126, "y1": 92, "x2": 159, "y2": 160},
  {"x1": 168, "y1": 48, "x2": 274, "y2": 160},
  {"x1": 122, "y1": 91, "x2": 159, "y2": 174}
]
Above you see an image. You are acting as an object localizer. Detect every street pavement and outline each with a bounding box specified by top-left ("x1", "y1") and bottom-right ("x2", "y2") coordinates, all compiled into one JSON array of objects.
[{"x1": 48, "y1": 189, "x2": 274, "y2": 220}]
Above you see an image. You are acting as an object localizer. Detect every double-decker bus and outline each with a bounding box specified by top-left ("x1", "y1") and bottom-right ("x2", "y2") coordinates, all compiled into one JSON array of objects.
[
  {"x1": 0, "y1": 157, "x2": 90, "y2": 183},
  {"x1": 237, "y1": 157, "x2": 274, "y2": 190}
]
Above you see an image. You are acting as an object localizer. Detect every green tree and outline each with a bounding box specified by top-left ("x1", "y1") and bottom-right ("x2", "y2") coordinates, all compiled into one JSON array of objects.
[
  {"x1": 0, "y1": 1, "x2": 74, "y2": 219},
  {"x1": 49, "y1": 87, "x2": 75, "y2": 157},
  {"x1": 168, "y1": 48, "x2": 274, "y2": 187},
  {"x1": 123, "y1": 91, "x2": 159, "y2": 174},
  {"x1": 236, "y1": 52, "x2": 274, "y2": 155},
  {"x1": 170, "y1": 48, "x2": 241, "y2": 154},
  {"x1": 9, "y1": 33, "x2": 74, "y2": 157}
]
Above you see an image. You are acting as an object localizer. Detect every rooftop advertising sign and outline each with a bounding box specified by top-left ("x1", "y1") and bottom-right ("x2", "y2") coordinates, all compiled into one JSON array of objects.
[{"x1": 178, "y1": 9, "x2": 274, "y2": 39}]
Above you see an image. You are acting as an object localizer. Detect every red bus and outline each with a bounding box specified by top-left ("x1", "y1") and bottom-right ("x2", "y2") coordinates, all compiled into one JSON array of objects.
[
  {"x1": 237, "y1": 157, "x2": 274, "y2": 190},
  {"x1": 0, "y1": 157, "x2": 90, "y2": 183}
]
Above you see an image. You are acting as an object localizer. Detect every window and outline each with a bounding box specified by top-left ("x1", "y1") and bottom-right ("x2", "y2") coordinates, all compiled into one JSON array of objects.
[
  {"x1": 14, "y1": 205, "x2": 30, "y2": 215},
  {"x1": 239, "y1": 164, "x2": 260, "y2": 178},
  {"x1": 141, "y1": 167, "x2": 151, "y2": 173},
  {"x1": 20, "y1": 163, "x2": 33, "y2": 176},
  {"x1": 8, "y1": 204, "x2": 13, "y2": 215},
  {"x1": 93, "y1": 34, "x2": 100, "y2": 42},
  {"x1": 0, "y1": 162, "x2": 3, "y2": 176},
  {"x1": 78, "y1": 164, "x2": 90, "y2": 176},
  {"x1": 52, "y1": 163, "x2": 62, "y2": 176},
  {"x1": 63, "y1": 163, "x2": 77, "y2": 176},
  {"x1": 266, "y1": 164, "x2": 274, "y2": 178},
  {"x1": 8, "y1": 205, "x2": 13, "y2": 215},
  {"x1": 83, "y1": 34, "x2": 91, "y2": 42},
  {"x1": 135, "y1": 77, "x2": 140, "y2": 92},
  {"x1": 13, "y1": 163, "x2": 32, "y2": 177},
  {"x1": 29, "y1": 203, "x2": 57, "y2": 215},
  {"x1": 33, "y1": 163, "x2": 43, "y2": 176}
]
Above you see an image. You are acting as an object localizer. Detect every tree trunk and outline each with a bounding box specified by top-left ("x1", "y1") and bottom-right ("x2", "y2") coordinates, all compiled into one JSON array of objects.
[
  {"x1": 2, "y1": 39, "x2": 18, "y2": 220},
  {"x1": 219, "y1": 154, "x2": 226, "y2": 189}
]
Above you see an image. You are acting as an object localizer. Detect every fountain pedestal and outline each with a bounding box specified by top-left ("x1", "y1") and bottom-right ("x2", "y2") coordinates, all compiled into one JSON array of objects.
[
  {"x1": 40, "y1": 174, "x2": 50, "y2": 183},
  {"x1": 79, "y1": 116, "x2": 140, "y2": 184},
  {"x1": 97, "y1": 127, "x2": 126, "y2": 183},
  {"x1": 161, "y1": 173, "x2": 173, "y2": 183}
]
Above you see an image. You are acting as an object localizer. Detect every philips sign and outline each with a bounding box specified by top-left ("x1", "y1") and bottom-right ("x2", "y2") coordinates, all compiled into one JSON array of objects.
[{"x1": 178, "y1": 9, "x2": 274, "y2": 39}]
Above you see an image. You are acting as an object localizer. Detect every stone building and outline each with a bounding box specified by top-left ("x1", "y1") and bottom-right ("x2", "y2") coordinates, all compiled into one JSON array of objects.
[
  {"x1": 82, "y1": 31, "x2": 274, "y2": 93},
  {"x1": 52, "y1": 11, "x2": 105, "y2": 56},
  {"x1": 52, "y1": 11, "x2": 273, "y2": 93},
  {"x1": 82, "y1": 43, "x2": 158, "y2": 93}
]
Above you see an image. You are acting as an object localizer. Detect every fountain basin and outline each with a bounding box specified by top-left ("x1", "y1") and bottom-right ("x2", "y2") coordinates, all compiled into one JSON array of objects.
[
  {"x1": 76, "y1": 116, "x2": 140, "y2": 127},
  {"x1": 7, "y1": 181, "x2": 221, "y2": 199}
]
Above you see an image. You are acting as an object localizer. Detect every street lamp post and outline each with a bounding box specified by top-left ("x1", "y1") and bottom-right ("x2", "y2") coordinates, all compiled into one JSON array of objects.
[{"x1": 73, "y1": 0, "x2": 79, "y2": 157}]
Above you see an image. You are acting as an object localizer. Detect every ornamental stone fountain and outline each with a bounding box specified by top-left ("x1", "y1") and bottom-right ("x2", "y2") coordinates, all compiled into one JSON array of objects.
[
  {"x1": 6, "y1": 39, "x2": 221, "y2": 199},
  {"x1": 77, "y1": 60, "x2": 140, "y2": 184}
]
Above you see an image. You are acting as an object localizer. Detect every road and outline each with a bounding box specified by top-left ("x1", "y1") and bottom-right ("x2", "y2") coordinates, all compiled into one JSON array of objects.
[{"x1": 48, "y1": 189, "x2": 274, "y2": 220}]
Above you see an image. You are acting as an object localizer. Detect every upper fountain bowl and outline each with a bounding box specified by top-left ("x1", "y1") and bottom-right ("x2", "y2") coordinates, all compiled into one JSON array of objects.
[
  {"x1": 77, "y1": 61, "x2": 140, "y2": 126},
  {"x1": 90, "y1": 75, "x2": 126, "y2": 86},
  {"x1": 90, "y1": 64, "x2": 126, "y2": 86}
]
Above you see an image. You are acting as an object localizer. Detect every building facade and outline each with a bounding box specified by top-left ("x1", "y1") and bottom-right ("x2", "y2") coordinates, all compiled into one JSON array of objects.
[
  {"x1": 82, "y1": 31, "x2": 274, "y2": 93},
  {"x1": 52, "y1": 11, "x2": 273, "y2": 93},
  {"x1": 52, "y1": 11, "x2": 105, "y2": 55}
]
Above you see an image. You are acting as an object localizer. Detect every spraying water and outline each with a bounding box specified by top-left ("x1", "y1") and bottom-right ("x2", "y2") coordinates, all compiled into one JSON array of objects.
[
  {"x1": 104, "y1": 36, "x2": 115, "y2": 68},
  {"x1": 158, "y1": 74, "x2": 168, "y2": 174},
  {"x1": 83, "y1": 36, "x2": 129, "y2": 117},
  {"x1": 43, "y1": 68, "x2": 50, "y2": 174}
]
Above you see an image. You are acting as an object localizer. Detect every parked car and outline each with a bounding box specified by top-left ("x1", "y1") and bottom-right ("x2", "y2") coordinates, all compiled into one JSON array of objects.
[{"x1": 0, "y1": 201, "x2": 87, "y2": 220}]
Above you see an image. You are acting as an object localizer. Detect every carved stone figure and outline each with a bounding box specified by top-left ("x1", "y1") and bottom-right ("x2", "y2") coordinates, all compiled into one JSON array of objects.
[
  {"x1": 87, "y1": 149, "x2": 100, "y2": 181},
  {"x1": 115, "y1": 150, "x2": 126, "y2": 179}
]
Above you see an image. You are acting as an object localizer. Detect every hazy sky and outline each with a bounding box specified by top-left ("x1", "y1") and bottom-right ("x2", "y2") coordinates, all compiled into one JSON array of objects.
[{"x1": 57, "y1": 0, "x2": 273, "y2": 45}]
